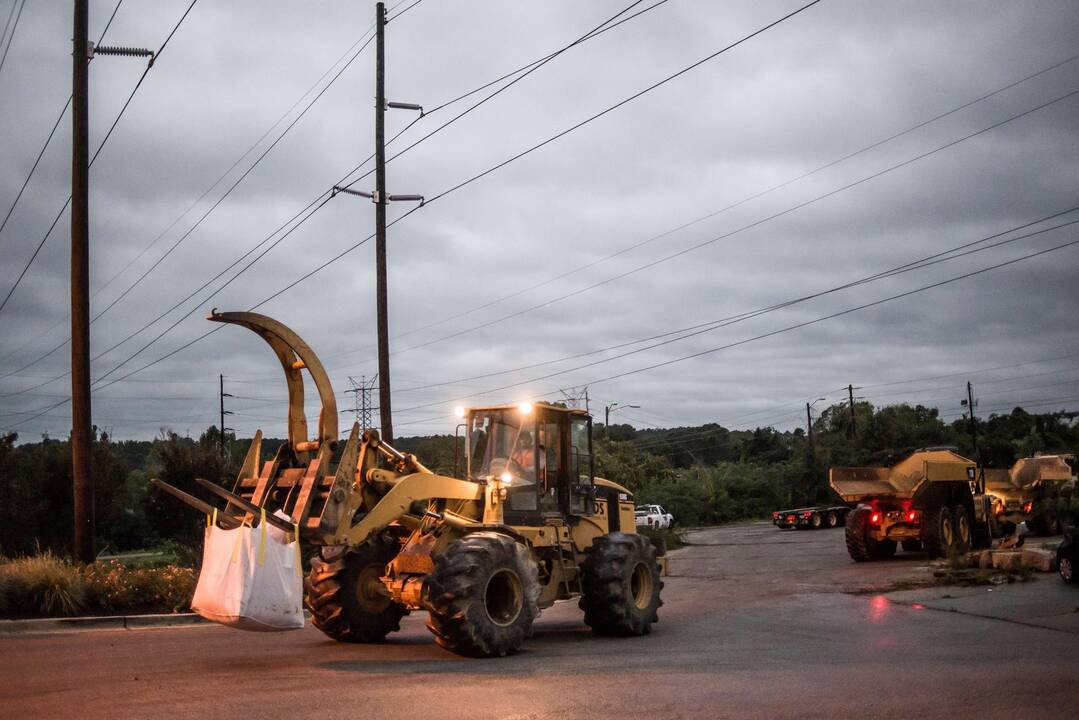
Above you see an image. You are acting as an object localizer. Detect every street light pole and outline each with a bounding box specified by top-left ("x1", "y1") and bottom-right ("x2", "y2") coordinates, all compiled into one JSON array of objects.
[{"x1": 604, "y1": 402, "x2": 639, "y2": 439}]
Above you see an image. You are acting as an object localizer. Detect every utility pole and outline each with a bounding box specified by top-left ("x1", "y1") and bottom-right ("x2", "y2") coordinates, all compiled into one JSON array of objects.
[
  {"x1": 219, "y1": 374, "x2": 233, "y2": 456},
  {"x1": 373, "y1": 0, "x2": 392, "y2": 443},
  {"x1": 71, "y1": 0, "x2": 93, "y2": 564},
  {"x1": 333, "y1": 3, "x2": 423, "y2": 444},
  {"x1": 805, "y1": 402, "x2": 814, "y2": 450},
  {"x1": 966, "y1": 381, "x2": 978, "y2": 458},
  {"x1": 848, "y1": 384, "x2": 857, "y2": 438}
]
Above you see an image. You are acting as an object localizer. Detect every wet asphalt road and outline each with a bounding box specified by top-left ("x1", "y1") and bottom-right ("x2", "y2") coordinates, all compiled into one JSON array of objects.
[{"x1": 4, "y1": 522, "x2": 1078, "y2": 719}]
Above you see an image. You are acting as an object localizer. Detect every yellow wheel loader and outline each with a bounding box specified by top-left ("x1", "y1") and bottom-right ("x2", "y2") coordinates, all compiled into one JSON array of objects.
[
  {"x1": 830, "y1": 448, "x2": 999, "y2": 562},
  {"x1": 984, "y1": 454, "x2": 1075, "y2": 535},
  {"x1": 153, "y1": 311, "x2": 664, "y2": 657}
]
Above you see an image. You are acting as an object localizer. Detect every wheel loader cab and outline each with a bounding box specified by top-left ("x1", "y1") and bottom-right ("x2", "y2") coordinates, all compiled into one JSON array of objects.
[{"x1": 465, "y1": 402, "x2": 595, "y2": 524}]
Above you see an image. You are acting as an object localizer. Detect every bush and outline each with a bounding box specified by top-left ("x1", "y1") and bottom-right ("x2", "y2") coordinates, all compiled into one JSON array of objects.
[
  {"x1": 0, "y1": 552, "x2": 196, "y2": 618},
  {"x1": 0, "y1": 552, "x2": 88, "y2": 616}
]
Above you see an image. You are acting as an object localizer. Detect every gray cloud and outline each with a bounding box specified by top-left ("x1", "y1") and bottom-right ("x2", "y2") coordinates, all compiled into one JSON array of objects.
[{"x1": 2, "y1": 0, "x2": 1078, "y2": 442}]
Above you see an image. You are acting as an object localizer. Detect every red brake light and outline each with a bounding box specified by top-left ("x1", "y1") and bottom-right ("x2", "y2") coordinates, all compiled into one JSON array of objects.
[
  {"x1": 787, "y1": 515, "x2": 796, "y2": 523},
  {"x1": 1023, "y1": 502, "x2": 1033, "y2": 514},
  {"x1": 870, "y1": 512, "x2": 880, "y2": 524},
  {"x1": 772, "y1": 512, "x2": 780, "y2": 519},
  {"x1": 906, "y1": 510, "x2": 917, "y2": 522},
  {"x1": 801, "y1": 511, "x2": 813, "y2": 518}
]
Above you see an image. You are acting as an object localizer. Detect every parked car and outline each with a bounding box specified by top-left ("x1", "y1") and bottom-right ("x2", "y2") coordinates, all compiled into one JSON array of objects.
[
  {"x1": 1057, "y1": 526, "x2": 1077, "y2": 584},
  {"x1": 635, "y1": 504, "x2": 674, "y2": 529}
]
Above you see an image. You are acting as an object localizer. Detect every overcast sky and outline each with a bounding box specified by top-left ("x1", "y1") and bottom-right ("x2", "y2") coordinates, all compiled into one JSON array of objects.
[{"x1": 1, "y1": 0, "x2": 1078, "y2": 443}]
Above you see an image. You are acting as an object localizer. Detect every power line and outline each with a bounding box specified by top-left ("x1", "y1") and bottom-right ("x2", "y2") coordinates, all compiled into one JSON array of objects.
[
  {"x1": 86, "y1": 23, "x2": 372, "y2": 329},
  {"x1": 0, "y1": 25, "x2": 381, "y2": 376},
  {"x1": 3, "y1": 0, "x2": 669, "y2": 393},
  {"x1": 0, "y1": 0, "x2": 25, "y2": 79},
  {"x1": 0, "y1": 0, "x2": 197, "y2": 318},
  {"x1": 364, "y1": 85, "x2": 1079, "y2": 364},
  {"x1": 389, "y1": 235, "x2": 1079, "y2": 416},
  {"x1": 0, "y1": 0, "x2": 125, "y2": 246},
  {"x1": 387, "y1": 210, "x2": 1079, "y2": 393},
  {"x1": 67, "y1": 0, "x2": 658, "y2": 375},
  {"x1": 360, "y1": 51, "x2": 1079, "y2": 352},
  {"x1": 386, "y1": 0, "x2": 425, "y2": 24},
  {"x1": 341, "y1": 0, "x2": 670, "y2": 195}
]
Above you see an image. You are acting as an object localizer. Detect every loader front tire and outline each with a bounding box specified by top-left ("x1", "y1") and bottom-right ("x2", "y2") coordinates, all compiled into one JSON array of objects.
[
  {"x1": 305, "y1": 536, "x2": 408, "y2": 643},
  {"x1": 422, "y1": 533, "x2": 540, "y2": 658},
  {"x1": 579, "y1": 532, "x2": 663, "y2": 636}
]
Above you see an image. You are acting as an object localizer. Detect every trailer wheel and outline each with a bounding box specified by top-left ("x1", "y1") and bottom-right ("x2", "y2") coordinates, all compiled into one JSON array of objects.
[
  {"x1": 811, "y1": 513, "x2": 823, "y2": 530},
  {"x1": 845, "y1": 506, "x2": 874, "y2": 562},
  {"x1": 422, "y1": 532, "x2": 540, "y2": 657},
  {"x1": 922, "y1": 505, "x2": 954, "y2": 559},
  {"x1": 580, "y1": 532, "x2": 663, "y2": 636},
  {"x1": 305, "y1": 536, "x2": 408, "y2": 643},
  {"x1": 901, "y1": 539, "x2": 922, "y2": 552},
  {"x1": 953, "y1": 505, "x2": 973, "y2": 554},
  {"x1": 826, "y1": 511, "x2": 838, "y2": 528}
]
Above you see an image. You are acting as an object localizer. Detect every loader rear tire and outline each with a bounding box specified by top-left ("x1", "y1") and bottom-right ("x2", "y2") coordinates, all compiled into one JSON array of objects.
[
  {"x1": 580, "y1": 532, "x2": 663, "y2": 636},
  {"x1": 845, "y1": 506, "x2": 873, "y2": 562},
  {"x1": 422, "y1": 533, "x2": 540, "y2": 658},
  {"x1": 305, "y1": 536, "x2": 408, "y2": 644}
]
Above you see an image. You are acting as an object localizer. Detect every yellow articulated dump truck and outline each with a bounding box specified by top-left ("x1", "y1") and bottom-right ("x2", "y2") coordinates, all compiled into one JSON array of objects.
[
  {"x1": 153, "y1": 310, "x2": 664, "y2": 657},
  {"x1": 830, "y1": 448, "x2": 998, "y2": 562},
  {"x1": 984, "y1": 454, "x2": 1075, "y2": 536}
]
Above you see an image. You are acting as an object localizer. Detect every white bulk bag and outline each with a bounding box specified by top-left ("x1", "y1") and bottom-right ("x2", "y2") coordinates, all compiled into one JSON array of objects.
[{"x1": 191, "y1": 509, "x2": 305, "y2": 631}]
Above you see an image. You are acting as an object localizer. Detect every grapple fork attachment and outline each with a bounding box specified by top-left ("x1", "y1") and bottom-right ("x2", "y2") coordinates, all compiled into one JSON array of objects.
[{"x1": 151, "y1": 311, "x2": 359, "y2": 538}]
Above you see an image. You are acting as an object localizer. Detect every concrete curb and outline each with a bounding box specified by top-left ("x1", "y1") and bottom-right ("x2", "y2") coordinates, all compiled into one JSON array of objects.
[{"x1": 0, "y1": 612, "x2": 210, "y2": 636}]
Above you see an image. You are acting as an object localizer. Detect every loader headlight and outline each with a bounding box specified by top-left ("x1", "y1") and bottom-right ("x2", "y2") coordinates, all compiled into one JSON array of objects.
[
  {"x1": 500, "y1": 471, "x2": 514, "y2": 485},
  {"x1": 517, "y1": 401, "x2": 533, "y2": 414},
  {"x1": 454, "y1": 406, "x2": 466, "y2": 418}
]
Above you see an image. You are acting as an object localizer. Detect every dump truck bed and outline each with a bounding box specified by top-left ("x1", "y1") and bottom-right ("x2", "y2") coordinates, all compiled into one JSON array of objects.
[{"x1": 830, "y1": 449, "x2": 975, "y2": 503}]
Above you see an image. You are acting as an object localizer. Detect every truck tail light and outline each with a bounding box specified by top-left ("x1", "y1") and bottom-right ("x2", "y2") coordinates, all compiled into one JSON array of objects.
[
  {"x1": 772, "y1": 512, "x2": 780, "y2": 519},
  {"x1": 801, "y1": 511, "x2": 814, "y2": 518},
  {"x1": 1023, "y1": 502, "x2": 1033, "y2": 514},
  {"x1": 906, "y1": 510, "x2": 918, "y2": 523}
]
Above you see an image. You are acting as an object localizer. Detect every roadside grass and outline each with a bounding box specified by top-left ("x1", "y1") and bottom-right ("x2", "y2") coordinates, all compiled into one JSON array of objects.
[{"x1": 0, "y1": 551, "x2": 196, "y2": 619}]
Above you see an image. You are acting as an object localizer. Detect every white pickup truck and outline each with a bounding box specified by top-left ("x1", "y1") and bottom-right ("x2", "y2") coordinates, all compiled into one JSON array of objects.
[{"x1": 635, "y1": 504, "x2": 674, "y2": 529}]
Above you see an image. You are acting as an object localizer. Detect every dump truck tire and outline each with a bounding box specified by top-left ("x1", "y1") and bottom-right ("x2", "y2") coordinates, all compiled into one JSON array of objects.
[
  {"x1": 305, "y1": 536, "x2": 408, "y2": 643},
  {"x1": 901, "y1": 539, "x2": 922, "y2": 552},
  {"x1": 845, "y1": 506, "x2": 873, "y2": 562},
  {"x1": 922, "y1": 505, "x2": 954, "y2": 559},
  {"x1": 580, "y1": 532, "x2": 663, "y2": 636},
  {"x1": 422, "y1": 533, "x2": 540, "y2": 658},
  {"x1": 953, "y1": 504, "x2": 973, "y2": 554}
]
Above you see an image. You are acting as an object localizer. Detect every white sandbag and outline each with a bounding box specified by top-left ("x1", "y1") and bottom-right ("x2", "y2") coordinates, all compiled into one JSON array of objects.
[{"x1": 191, "y1": 509, "x2": 304, "y2": 631}]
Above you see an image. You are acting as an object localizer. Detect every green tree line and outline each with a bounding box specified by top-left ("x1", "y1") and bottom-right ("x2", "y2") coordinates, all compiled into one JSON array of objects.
[{"x1": 1, "y1": 402, "x2": 1076, "y2": 555}]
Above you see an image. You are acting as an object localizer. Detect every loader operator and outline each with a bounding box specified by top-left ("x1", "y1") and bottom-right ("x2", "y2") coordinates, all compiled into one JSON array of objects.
[{"x1": 511, "y1": 431, "x2": 537, "y2": 479}]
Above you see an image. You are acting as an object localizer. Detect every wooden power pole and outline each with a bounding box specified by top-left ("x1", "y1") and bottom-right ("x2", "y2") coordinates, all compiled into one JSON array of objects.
[
  {"x1": 373, "y1": 1, "x2": 393, "y2": 443},
  {"x1": 71, "y1": 0, "x2": 94, "y2": 564}
]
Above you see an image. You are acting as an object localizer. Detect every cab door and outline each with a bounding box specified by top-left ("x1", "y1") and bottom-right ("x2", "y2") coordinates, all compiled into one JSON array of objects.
[{"x1": 568, "y1": 415, "x2": 594, "y2": 516}]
